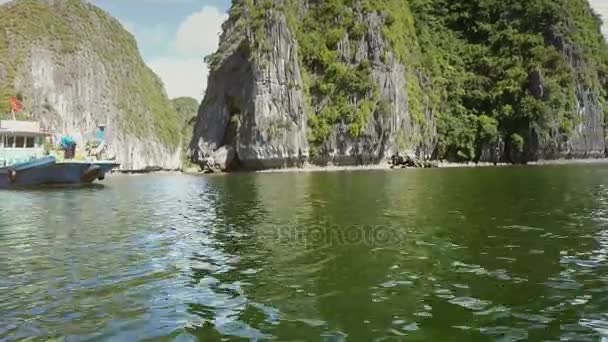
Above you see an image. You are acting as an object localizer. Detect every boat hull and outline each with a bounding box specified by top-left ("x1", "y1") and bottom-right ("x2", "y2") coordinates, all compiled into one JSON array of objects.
[{"x1": 0, "y1": 157, "x2": 119, "y2": 189}]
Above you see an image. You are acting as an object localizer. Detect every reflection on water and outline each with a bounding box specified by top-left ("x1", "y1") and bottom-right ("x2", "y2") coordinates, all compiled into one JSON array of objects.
[{"x1": 2, "y1": 166, "x2": 608, "y2": 340}]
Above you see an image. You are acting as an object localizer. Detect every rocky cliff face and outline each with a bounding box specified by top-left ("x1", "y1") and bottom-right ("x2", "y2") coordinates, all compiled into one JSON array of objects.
[
  {"x1": 0, "y1": 0, "x2": 182, "y2": 170},
  {"x1": 172, "y1": 96, "x2": 199, "y2": 167},
  {"x1": 317, "y1": 10, "x2": 436, "y2": 166},
  {"x1": 191, "y1": 9, "x2": 308, "y2": 171},
  {"x1": 528, "y1": 26, "x2": 606, "y2": 160},
  {"x1": 191, "y1": 0, "x2": 433, "y2": 171},
  {"x1": 191, "y1": 0, "x2": 608, "y2": 170}
]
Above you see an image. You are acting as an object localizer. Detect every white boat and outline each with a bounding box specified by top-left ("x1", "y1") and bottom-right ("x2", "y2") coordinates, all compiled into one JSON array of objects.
[{"x1": 0, "y1": 120, "x2": 120, "y2": 189}]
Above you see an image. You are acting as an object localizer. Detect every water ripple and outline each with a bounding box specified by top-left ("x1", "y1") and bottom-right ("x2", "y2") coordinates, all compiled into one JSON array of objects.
[{"x1": 2, "y1": 170, "x2": 608, "y2": 340}]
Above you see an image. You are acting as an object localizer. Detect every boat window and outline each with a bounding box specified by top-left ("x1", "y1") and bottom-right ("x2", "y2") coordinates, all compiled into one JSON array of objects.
[
  {"x1": 6, "y1": 136, "x2": 14, "y2": 148},
  {"x1": 15, "y1": 136, "x2": 25, "y2": 148},
  {"x1": 26, "y1": 136, "x2": 35, "y2": 148}
]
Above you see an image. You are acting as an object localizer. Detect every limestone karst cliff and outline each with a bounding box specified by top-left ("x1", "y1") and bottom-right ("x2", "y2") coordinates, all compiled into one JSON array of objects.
[
  {"x1": 0, "y1": 0, "x2": 182, "y2": 170},
  {"x1": 191, "y1": 0, "x2": 608, "y2": 171},
  {"x1": 172, "y1": 97, "x2": 199, "y2": 167}
]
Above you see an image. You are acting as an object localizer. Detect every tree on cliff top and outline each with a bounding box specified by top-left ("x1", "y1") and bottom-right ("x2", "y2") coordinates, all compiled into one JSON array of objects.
[{"x1": 0, "y1": 0, "x2": 182, "y2": 149}]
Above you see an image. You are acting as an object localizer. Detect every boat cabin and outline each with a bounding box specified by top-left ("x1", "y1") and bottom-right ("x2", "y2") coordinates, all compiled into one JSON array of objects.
[{"x1": 0, "y1": 120, "x2": 50, "y2": 167}]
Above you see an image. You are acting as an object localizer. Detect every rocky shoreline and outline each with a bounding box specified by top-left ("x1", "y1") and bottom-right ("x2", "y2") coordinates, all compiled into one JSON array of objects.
[
  {"x1": 177, "y1": 156, "x2": 608, "y2": 176},
  {"x1": 528, "y1": 158, "x2": 608, "y2": 166},
  {"x1": 114, "y1": 150, "x2": 608, "y2": 176}
]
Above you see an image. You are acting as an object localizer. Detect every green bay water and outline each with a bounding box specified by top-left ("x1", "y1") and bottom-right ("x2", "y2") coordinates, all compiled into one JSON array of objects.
[{"x1": 1, "y1": 166, "x2": 608, "y2": 341}]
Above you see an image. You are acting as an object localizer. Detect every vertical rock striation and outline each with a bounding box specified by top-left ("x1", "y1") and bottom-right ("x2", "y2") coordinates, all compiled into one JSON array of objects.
[
  {"x1": 191, "y1": 0, "x2": 433, "y2": 171},
  {"x1": 191, "y1": 0, "x2": 608, "y2": 170},
  {"x1": 190, "y1": 6, "x2": 308, "y2": 171},
  {"x1": 527, "y1": 26, "x2": 606, "y2": 160},
  {"x1": 0, "y1": 0, "x2": 182, "y2": 170}
]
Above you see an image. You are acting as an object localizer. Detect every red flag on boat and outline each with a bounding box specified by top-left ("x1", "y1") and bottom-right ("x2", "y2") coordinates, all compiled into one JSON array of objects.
[{"x1": 9, "y1": 96, "x2": 22, "y2": 113}]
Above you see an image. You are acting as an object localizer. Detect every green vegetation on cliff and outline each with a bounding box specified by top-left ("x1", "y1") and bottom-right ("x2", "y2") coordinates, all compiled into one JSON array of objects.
[
  {"x1": 295, "y1": 0, "x2": 608, "y2": 161},
  {"x1": 207, "y1": 0, "x2": 387, "y2": 153},
  {"x1": 212, "y1": 0, "x2": 608, "y2": 162},
  {"x1": 172, "y1": 97, "x2": 199, "y2": 166},
  {"x1": 0, "y1": 0, "x2": 181, "y2": 148},
  {"x1": 410, "y1": 0, "x2": 608, "y2": 161},
  {"x1": 286, "y1": 1, "x2": 379, "y2": 146},
  {"x1": 172, "y1": 97, "x2": 199, "y2": 123}
]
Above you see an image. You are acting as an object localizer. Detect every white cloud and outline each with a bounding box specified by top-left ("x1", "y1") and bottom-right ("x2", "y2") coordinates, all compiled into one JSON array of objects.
[
  {"x1": 109, "y1": 5, "x2": 226, "y2": 100},
  {"x1": 175, "y1": 6, "x2": 226, "y2": 57},
  {"x1": 138, "y1": 1, "x2": 605, "y2": 100},
  {"x1": 589, "y1": 0, "x2": 608, "y2": 39},
  {"x1": 148, "y1": 57, "x2": 208, "y2": 100},
  {"x1": 139, "y1": 5, "x2": 226, "y2": 100}
]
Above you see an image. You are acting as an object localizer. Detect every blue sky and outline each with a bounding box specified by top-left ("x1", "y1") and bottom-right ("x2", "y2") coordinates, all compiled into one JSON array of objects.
[
  {"x1": 92, "y1": 0, "x2": 230, "y2": 100},
  {"x1": 1, "y1": 0, "x2": 606, "y2": 101},
  {"x1": 90, "y1": 0, "x2": 608, "y2": 101}
]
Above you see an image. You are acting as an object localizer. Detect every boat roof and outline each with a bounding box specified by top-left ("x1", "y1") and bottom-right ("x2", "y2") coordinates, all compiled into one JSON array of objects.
[{"x1": 0, "y1": 120, "x2": 50, "y2": 136}]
